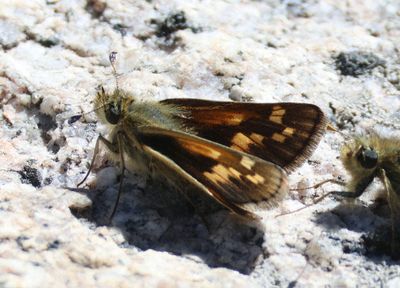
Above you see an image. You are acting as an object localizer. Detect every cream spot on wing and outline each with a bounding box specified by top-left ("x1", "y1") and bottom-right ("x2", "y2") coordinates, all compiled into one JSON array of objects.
[
  {"x1": 229, "y1": 167, "x2": 242, "y2": 179},
  {"x1": 204, "y1": 164, "x2": 242, "y2": 184},
  {"x1": 272, "y1": 105, "x2": 283, "y2": 111},
  {"x1": 246, "y1": 173, "x2": 265, "y2": 184},
  {"x1": 271, "y1": 133, "x2": 286, "y2": 143},
  {"x1": 198, "y1": 112, "x2": 245, "y2": 125},
  {"x1": 204, "y1": 171, "x2": 225, "y2": 185},
  {"x1": 227, "y1": 113, "x2": 245, "y2": 125},
  {"x1": 249, "y1": 133, "x2": 264, "y2": 145},
  {"x1": 212, "y1": 164, "x2": 230, "y2": 179},
  {"x1": 231, "y1": 132, "x2": 252, "y2": 150},
  {"x1": 180, "y1": 140, "x2": 221, "y2": 159},
  {"x1": 240, "y1": 156, "x2": 255, "y2": 170},
  {"x1": 282, "y1": 127, "x2": 295, "y2": 136},
  {"x1": 268, "y1": 108, "x2": 286, "y2": 124},
  {"x1": 230, "y1": 144, "x2": 244, "y2": 152},
  {"x1": 269, "y1": 116, "x2": 282, "y2": 124}
]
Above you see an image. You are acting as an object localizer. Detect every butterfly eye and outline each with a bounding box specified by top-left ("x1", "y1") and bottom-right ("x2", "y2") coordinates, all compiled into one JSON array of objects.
[
  {"x1": 105, "y1": 101, "x2": 121, "y2": 124},
  {"x1": 356, "y1": 146, "x2": 378, "y2": 169}
]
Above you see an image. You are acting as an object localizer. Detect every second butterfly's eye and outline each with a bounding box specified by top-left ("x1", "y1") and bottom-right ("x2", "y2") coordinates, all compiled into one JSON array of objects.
[
  {"x1": 105, "y1": 101, "x2": 121, "y2": 124},
  {"x1": 357, "y1": 146, "x2": 378, "y2": 169}
]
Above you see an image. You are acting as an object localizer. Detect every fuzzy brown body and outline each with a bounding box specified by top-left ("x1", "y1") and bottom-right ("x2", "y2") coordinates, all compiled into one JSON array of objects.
[
  {"x1": 339, "y1": 133, "x2": 400, "y2": 258},
  {"x1": 83, "y1": 85, "x2": 327, "y2": 219}
]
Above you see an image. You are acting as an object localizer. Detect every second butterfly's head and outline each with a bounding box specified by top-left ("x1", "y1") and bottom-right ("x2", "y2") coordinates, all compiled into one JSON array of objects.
[{"x1": 340, "y1": 136, "x2": 380, "y2": 179}]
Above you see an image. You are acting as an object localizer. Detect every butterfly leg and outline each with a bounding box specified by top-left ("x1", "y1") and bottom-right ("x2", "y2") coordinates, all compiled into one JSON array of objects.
[
  {"x1": 329, "y1": 175, "x2": 375, "y2": 199},
  {"x1": 76, "y1": 133, "x2": 126, "y2": 223},
  {"x1": 77, "y1": 134, "x2": 118, "y2": 187},
  {"x1": 108, "y1": 132, "x2": 126, "y2": 222},
  {"x1": 290, "y1": 178, "x2": 346, "y2": 191},
  {"x1": 278, "y1": 175, "x2": 374, "y2": 217},
  {"x1": 277, "y1": 179, "x2": 346, "y2": 217}
]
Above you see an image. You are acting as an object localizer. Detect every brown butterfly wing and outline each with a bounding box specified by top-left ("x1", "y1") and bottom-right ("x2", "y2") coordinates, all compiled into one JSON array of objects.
[
  {"x1": 137, "y1": 126, "x2": 289, "y2": 218},
  {"x1": 161, "y1": 99, "x2": 328, "y2": 172}
]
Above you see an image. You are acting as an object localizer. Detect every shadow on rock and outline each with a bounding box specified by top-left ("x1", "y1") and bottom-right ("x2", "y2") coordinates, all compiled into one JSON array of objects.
[
  {"x1": 69, "y1": 179, "x2": 265, "y2": 275},
  {"x1": 313, "y1": 201, "x2": 395, "y2": 261},
  {"x1": 313, "y1": 202, "x2": 384, "y2": 233}
]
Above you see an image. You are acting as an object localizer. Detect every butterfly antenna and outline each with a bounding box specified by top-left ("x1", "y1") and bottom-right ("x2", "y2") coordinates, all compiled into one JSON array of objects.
[
  {"x1": 109, "y1": 51, "x2": 119, "y2": 92},
  {"x1": 68, "y1": 91, "x2": 108, "y2": 124},
  {"x1": 69, "y1": 53, "x2": 119, "y2": 125},
  {"x1": 68, "y1": 94, "x2": 108, "y2": 124}
]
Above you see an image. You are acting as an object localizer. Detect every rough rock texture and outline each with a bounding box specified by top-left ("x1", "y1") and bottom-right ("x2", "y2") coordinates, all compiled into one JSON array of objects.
[{"x1": 1, "y1": 0, "x2": 400, "y2": 287}]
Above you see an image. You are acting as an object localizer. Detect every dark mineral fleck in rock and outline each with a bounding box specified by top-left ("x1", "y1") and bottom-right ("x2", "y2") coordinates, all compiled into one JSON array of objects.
[
  {"x1": 334, "y1": 51, "x2": 385, "y2": 77},
  {"x1": 17, "y1": 165, "x2": 42, "y2": 188}
]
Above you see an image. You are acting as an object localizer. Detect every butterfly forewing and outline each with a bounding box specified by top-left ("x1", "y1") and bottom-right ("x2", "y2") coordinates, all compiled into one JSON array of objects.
[
  {"x1": 162, "y1": 99, "x2": 328, "y2": 171},
  {"x1": 137, "y1": 126, "x2": 289, "y2": 218}
]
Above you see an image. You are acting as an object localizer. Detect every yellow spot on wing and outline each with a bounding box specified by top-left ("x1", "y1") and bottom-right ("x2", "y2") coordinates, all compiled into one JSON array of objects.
[
  {"x1": 246, "y1": 173, "x2": 265, "y2": 184},
  {"x1": 271, "y1": 133, "x2": 286, "y2": 143},
  {"x1": 204, "y1": 164, "x2": 242, "y2": 184},
  {"x1": 204, "y1": 170, "x2": 226, "y2": 185},
  {"x1": 212, "y1": 164, "x2": 230, "y2": 179},
  {"x1": 197, "y1": 112, "x2": 245, "y2": 125},
  {"x1": 231, "y1": 133, "x2": 252, "y2": 150},
  {"x1": 250, "y1": 133, "x2": 264, "y2": 145},
  {"x1": 180, "y1": 140, "x2": 221, "y2": 159},
  {"x1": 240, "y1": 156, "x2": 255, "y2": 170},
  {"x1": 227, "y1": 113, "x2": 245, "y2": 125},
  {"x1": 269, "y1": 116, "x2": 282, "y2": 124},
  {"x1": 229, "y1": 167, "x2": 242, "y2": 179},
  {"x1": 282, "y1": 127, "x2": 295, "y2": 136},
  {"x1": 271, "y1": 109, "x2": 286, "y2": 116},
  {"x1": 230, "y1": 144, "x2": 244, "y2": 152},
  {"x1": 272, "y1": 105, "x2": 282, "y2": 111},
  {"x1": 268, "y1": 108, "x2": 286, "y2": 124}
]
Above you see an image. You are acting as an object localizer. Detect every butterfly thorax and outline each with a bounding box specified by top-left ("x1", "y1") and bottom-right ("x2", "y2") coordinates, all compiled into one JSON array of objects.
[
  {"x1": 125, "y1": 101, "x2": 188, "y2": 131},
  {"x1": 95, "y1": 88, "x2": 188, "y2": 131}
]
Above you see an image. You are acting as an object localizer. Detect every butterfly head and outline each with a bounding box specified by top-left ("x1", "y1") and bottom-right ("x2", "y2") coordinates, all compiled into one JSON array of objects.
[
  {"x1": 95, "y1": 86, "x2": 134, "y2": 126},
  {"x1": 355, "y1": 145, "x2": 378, "y2": 169},
  {"x1": 341, "y1": 137, "x2": 379, "y2": 176}
]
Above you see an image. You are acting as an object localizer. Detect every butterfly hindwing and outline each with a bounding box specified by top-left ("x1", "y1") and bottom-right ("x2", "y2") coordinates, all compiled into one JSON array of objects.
[
  {"x1": 161, "y1": 99, "x2": 328, "y2": 171},
  {"x1": 137, "y1": 126, "x2": 289, "y2": 218}
]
